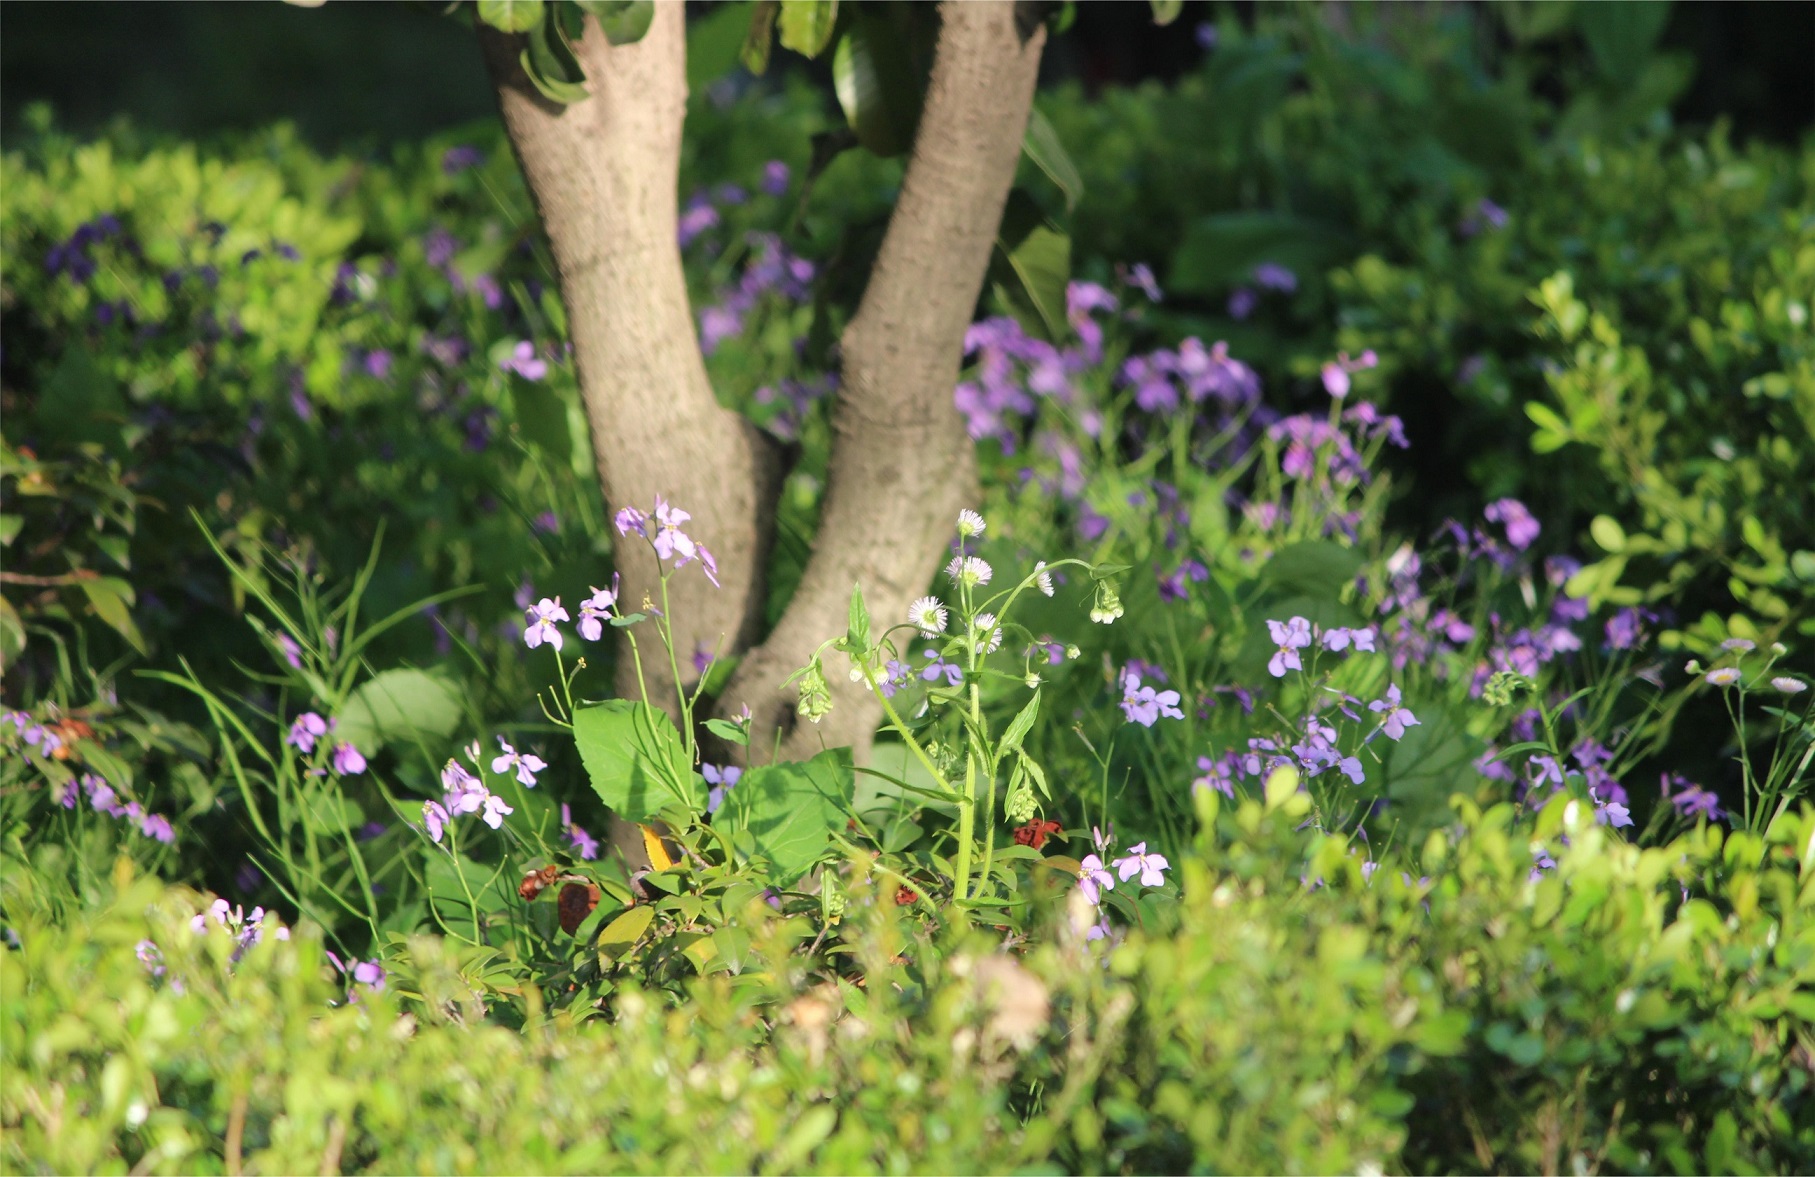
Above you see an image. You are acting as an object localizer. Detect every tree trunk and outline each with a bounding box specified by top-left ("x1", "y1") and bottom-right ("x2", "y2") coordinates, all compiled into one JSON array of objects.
[
  {"x1": 721, "y1": 2, "x2": 1049, "y2": 764},
  {"x1": 479, "y1": 10, "x2": 779, "y2": 716}
]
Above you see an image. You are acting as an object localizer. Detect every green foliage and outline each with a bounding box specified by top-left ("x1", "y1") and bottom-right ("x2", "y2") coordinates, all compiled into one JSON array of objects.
[{"x1": 6, "y1": 803, "x2": 1810, "y2": 1173}]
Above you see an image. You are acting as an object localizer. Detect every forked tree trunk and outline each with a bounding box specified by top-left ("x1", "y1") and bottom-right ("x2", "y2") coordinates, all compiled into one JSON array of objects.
[
  {"x1": 480, "y1": 9, "x2": 779, "y2": 711},
  {"x1": 722, "y1": 3, "x2": 1048, "y2": 763},
  {"x1": 483, "y1": 4, "x2": 1047, "y2": 779}
]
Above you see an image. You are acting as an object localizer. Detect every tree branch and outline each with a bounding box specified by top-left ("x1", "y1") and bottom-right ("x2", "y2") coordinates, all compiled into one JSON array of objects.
[{"x1": 723, "y1": 1, "x2": 1049, "y2": 762}]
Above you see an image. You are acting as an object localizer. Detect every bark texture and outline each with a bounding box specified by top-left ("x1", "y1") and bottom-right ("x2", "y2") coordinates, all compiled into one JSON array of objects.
[
  {"x1": 720, "y1": 2, "x2": 1049, "y2": 764},
  {"x1": 480, "y1": 10, "x2": 779, "y2": 711}
]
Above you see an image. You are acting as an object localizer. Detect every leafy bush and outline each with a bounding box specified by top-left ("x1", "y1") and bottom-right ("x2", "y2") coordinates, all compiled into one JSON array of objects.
[{"x1": 6, "y1": 798, "x2": 1810, "y2": 1173}]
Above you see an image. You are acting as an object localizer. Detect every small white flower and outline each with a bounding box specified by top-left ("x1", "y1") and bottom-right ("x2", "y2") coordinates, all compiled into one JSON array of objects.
[
  {"x1": 956, "y1": 509, "x2": 987, "y2": 539},
  {"x1": 946, "y1": 556, "x2": 992, "y2": 587},
  {"x1": 1705, "y1": 667, "x2": 1742, "y2": 687},
  {"x1": 1720, "y1": 638, "x2": 1756, "y2": 652},
  {"x1": 908, "y1": 596, "x2": 949, "y2": 636},
  {"x1": 1772, "y1": 676, "x2": 1807, "y2": 695},
  {"x1": 974, "y1": 613, "x2": 1003, "y2": 654},
  {"x1": 1033, "y1": 561, "x2": 1055, "y2": 597}
]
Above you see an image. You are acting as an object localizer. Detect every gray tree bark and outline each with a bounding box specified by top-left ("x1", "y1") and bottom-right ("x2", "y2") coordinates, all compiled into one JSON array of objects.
[
  {"x1": 480, "y1": 8, "x2": 779, "y2": 715},
  {"x1": 482, "y1": 2, "x2": 1047, "y2": 784},
  {"x1": 722, "y1": 3, "x2": 1049, "y2": 764}
]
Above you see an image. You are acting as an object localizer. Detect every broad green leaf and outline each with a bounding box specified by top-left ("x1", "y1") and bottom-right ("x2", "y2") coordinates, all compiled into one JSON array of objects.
[
  {"x1": 79, "y1": 576, "x2": 146, "y2": 655},
  {"x1": 1590, "y1": 515, "x2": 1627, "y2": 553},
  {"x1": 832, "y1": 11, "x2": 923, "y2": 157},
  {"x1": 521, "y1": 10, "x2": 589, "y2": 104},
  {"x1": 1264, "y1": 763, "x2": 1300, "y2": 812},
  {"x1": 715, "y1": 747, "x2": 854, "y2": 884},
  {"x1": 575, "y1": 0, "x2": 654, "y2": 44},
  {"x1": 0, "y1": 515, "x2": 22, "y2": 546},
  {"x1": 741, "y1": 0, "x2": 779, "y2": 75},
  {"x1": 995, "y1": 689, "x2": 1041, "y2": 766},
  {"x1": 689, "y1": 0, "x2": 754, "y2": 86},
  {"x1": 596, "y1": 904, "x2": 655, "y2": 961},
  {"x1": 704, "y1": 717, "x2": 749, "y2": 746},
  {"x1": 574, "y1": 699, "x2": 701, "y2": 821},
  {"x1": 1022, "y1": 108, "x2": 1084, "y2": 212},
  {"x1": 477, "y1": 0, "x2": 544, "y2": 33},
  {"x1": 777, "y1": 0, "x2": 839, "y2": 59},
  {"x1": 1149, "y1": 0, "x2": 1184, "y2": 25},
  {"x1": 335, "y1": 667, "x2": 464, "y2": 756},
  {"x1": 510, "y1": 381, "x2": 574, "y2": 464},
  {"x1": 993, "y1": 189, "x2": 1071, "y2": 341},
  {"x1": 1262, "y1": 540, "x2": 1366, "y2": 601}
]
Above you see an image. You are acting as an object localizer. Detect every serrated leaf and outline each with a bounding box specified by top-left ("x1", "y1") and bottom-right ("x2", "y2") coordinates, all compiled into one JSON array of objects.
[
  {"x1": 777, "y1": 0, "x2": 838, "y2": 58},
  {"x1": 715, "y1": 748, "x2": 853, "y2": 884},
  {"x1": 574, "y1": 699, "x2": 701, "y2": 821},
  {"x1": 844, "y1": 581, "x2": 871, "y2": 653},
  {"x1": 477, "y1": 0, "x2": 544, "y2": 33}
]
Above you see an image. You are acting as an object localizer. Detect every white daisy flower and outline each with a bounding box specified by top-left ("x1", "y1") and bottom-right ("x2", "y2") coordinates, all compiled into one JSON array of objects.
[
  {"x1": 974, "y1": 612, "x2": 1004, "y2": 653},
  {"x1": 956, "y1": 509, "x2": 986, "y2": 539},
  {"x1": 1033, "y1": 561, "x2": 1055, "y2": 597},
  {"x1": 908, "y1": 596, "x2": 949, "y2": 636}
]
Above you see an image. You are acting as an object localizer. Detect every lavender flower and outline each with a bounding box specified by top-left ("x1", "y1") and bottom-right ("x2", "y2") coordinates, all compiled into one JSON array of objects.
[
  {"x1": 287, "y1": 712, "x2": 328, "y2": 753},
  {"x1": 1119, "y1": 672, "x2": 1184, "y2": 727},
  {"x1": 491, "y1": 738, "x2": 546, "y2": 787},
  {"x1": 1113, "y1": 842, "x2": 1170, "y2": 887},
  {"x1": 423, "y1": 800, "x2": 450, "y2": 843},
  {"x1": 1266, "y1": 616, "x2": 1313, "y2": 677},
  {"x1": 1484, "y1": 498, "x2": 1540, "y2": 551},
  {"x1": 523, "y1": 596, "x2": 569, "y2": 651},
  {"x1": 577, "y1": 577, "x2": 621, "y2": 641},
  {"x1": 561, "y1": 803, "x2": 601, "y2": 859},
  {"x1": 761, "y1": 160, "x2": 790, "y2": 195},
  {"x1": 920, "y1": 650, "x2": 962, "y2": 687},
  {"x1": 1077, "y1": 854, "x2": 1115, "y2": 904},
  {"x1": 1368, "y1": 684, "x2": 1420, "y2": 740},
  {"x1": 703, "y1": 764, "x2": 743, "y2": 815},
  {"x1": 331, "y1": 742, "x2": 367, "y2": 776}
]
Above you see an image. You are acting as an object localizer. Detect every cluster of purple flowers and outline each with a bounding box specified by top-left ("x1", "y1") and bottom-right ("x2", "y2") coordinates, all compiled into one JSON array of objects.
[
  {"x1": 697, "y1": 231, "x2": 816, "y2": 356},
  {"x1": 284, "y1": 712, "x2": 367, "y2": 776},
  {"x1": 1076, "y1": 825, "x2": 1170, "y2": 942},
  {"x1": 420, "y1": 225, "x2": 503, "y2": 308},
  {"x1": 58, "y1": 772, "x2": 176, "y2": 843},
  {"x1": 1119, "y1": 668, "x2": 1184, "y2": 727},
  {"x1": 5, "y1": 710, "x2": 64, "y2": 758},
  {"x1": 614, "y1": 496, "x2": 721, "y2": 587},
  {"x1": 45, "y1": 213, "x2": 131, "y2": 284},
  {"x1": 190, "y1": 897, "x2": 291, "y2": 965},
  {"x1": 422, "y1": 745, "x2": 521, "y2": 844},
  {"x1": 1264, "y1": 615, "x2": 1379, "y2": 678}
]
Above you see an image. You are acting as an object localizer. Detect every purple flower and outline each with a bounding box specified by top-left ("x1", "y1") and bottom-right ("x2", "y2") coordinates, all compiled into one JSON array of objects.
[
  {"x1": 761, "y1": 160, "x2": 791, "y2": 195},
  {"x1": 1119, "y1": 672, "x2": 1184, "y2": 727},
  {"x1": 490, "y1": 738, "x2": 546, "y2": 787},
  {"x1": 1125, "y1": 262, "x2": 1163, "y2": 302},
  {"x1": 920, "y1": 650, "x2": 962, "y2": 688},
  {"x1": 287, "y1": 712, "x2": 329, "y2": 753},
  {"x1": 442, "y1": 145, "x2": 484, "y2": 174},
  {"x1": 562, "y1": 803, "x2": 601, "y2": 860},
  {"x1": 1661, "y1": 773, "x2": 1722, "y2": 822},
  {"x1": 1226, "y1": 287, "x2": 1258, "y2": 320},
  {"x1": 1368, "y1": 684, "x2": 1420, "y2": 740},
  {"x1": 578, "y1": 577, "x2": 621, "y2": 641},
  {"x1": 480, "y1": 792, "x2": 513, "y2": 829},
  {"x1": 1193, "y1": 754, "x2": 1238, "y2": 799},
  {"x1": 1078, "y1": 854, "x2": 1115, "y2": 905},
  {"x1": 704, "y1": 763, "x2": 743, "y2": 815},
  {"x1": 523, "y1": 596, "x2": 569, "y2": 651},
  {"x1": 363, "y1": 349, "x2": 394, "y2": 380},
  {"x1": 140, "y1": 813, "x2": 175, "y2": 843},
  {"x1": 677, "y1": 198, "x2": 719, "y2": 248},
  {"x1": 1266, "y1": 616, "x2": 1313, "y2": 678},
  {"x1": 1484, "y1": 498, "x2": 1540, "y2": 551},
  {"x1": 276, "y1": 633, "x2": 304, "y2": 670},
  {"x1": 1113, "y1": 842, "x2": 1170, "y2": 887},
  {"x1": 1321, "y1": 626, "x2": 1377, "y2": 653},
  {"x1": 331, "y1": 743, "x2": 367, "y2": 776},
  {"x1": 423, "y1": 801, "x2": 450, "y2": 844},
  {"x1": 499, "y1": 340, "x2": 547, "y2": 381},
  {"x1": 1593, "y1": 793, "x2": 1633, "y2": 829},
  {"x1": 1252, "y1": 262, "x2": 1298, "y2": 293}
]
